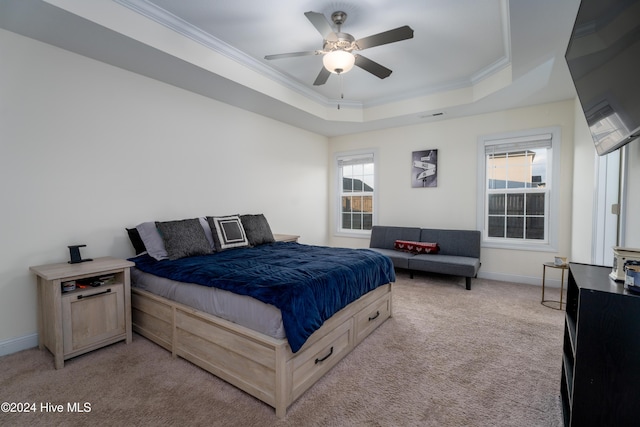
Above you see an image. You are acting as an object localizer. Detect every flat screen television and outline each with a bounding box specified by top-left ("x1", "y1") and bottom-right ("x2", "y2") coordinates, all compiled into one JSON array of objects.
[{"x1": 565, "y1": 0, "x2": 640, "y2": 156}]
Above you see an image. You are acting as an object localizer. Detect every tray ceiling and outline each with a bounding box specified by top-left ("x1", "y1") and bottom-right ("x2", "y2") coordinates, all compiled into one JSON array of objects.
[{"x1": 0, "y1": 0, "x2": 581, "y2": 136}]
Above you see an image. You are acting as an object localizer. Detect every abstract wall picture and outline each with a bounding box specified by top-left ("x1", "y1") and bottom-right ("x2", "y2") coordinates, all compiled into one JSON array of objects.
[{"x1": 412, "y1": 149, "x2": 438, "y2": 187}]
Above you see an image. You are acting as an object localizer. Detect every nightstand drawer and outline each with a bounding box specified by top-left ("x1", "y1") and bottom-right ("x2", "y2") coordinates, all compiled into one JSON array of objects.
[{"x1": 61, "y1": 283, "x2": 126, "y2": 355}]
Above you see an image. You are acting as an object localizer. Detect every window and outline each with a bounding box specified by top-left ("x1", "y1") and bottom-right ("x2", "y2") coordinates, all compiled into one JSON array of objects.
[
  {"x1": 477, "y1": 128, "x2": 560, "y2": 251},
  {"x1": 336, "y1": 151, "x2": 376, "y2": 236}
]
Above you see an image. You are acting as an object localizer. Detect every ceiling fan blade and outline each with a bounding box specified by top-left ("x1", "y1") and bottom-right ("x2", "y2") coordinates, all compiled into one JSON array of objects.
[
  {"x1": 264, "y1": 50, "x2": 320, "y2": 60},
  {"x1": 354, "y1": 54, "x2": 392, "y2": 79},
  {"x1": 304, "y1": 11, "x2": 335, "y2": 39},
  {"x1": 313, "y1": 67, "x2": 331, "y2": 86},
  {"x1": 355, "y1": 25, "x2": 414, "y2": 50}
]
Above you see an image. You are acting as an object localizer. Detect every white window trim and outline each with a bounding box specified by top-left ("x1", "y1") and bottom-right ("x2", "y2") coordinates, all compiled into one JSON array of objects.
[
  {"x1": 476, "y1": 127, "x2": 561, "y2": 252},
  {"x1": 334, "y1": 148, "x2": 378, "y2": 238}
]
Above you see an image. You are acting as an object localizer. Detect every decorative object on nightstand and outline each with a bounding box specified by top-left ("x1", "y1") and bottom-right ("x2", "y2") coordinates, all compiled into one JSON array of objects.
[
  {"x1": 273, "y1": 234, "x2": 300, "y2": 243},
  {"x1": 29, "y1": 257, "x2": 134, "y2": 369},
  {"x1": 541, "y1": 261, "x2": 568, "y2": 310},
  {"x1": 67, "y1": 244, "x2": 93, "y2": 264}
]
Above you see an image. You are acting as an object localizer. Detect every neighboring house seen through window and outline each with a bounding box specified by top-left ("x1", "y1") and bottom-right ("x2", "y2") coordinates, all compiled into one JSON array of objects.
[
  {"x1": 477, "y1": 128, "x2": 560, "y2": 251},
  {"x1": 336, "y1": 151, "x2": 376, "y2": 236}
]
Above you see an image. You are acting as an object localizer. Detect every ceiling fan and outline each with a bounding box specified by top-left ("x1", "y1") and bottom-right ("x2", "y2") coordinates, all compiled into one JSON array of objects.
[{"x1": 264, "y1": 11, "x2": 414, "y2": 86}]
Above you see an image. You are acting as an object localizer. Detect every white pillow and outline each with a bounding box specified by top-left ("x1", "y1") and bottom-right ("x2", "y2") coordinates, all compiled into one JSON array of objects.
[{"x1": 207, "y1": 215, "x2": 249, "y2": 251}]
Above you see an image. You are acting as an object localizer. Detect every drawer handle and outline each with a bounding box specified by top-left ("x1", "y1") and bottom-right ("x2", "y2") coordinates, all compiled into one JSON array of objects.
[
  {"x1": 77, "y1": 288, "x2": 111, "y2": 300},
  {"x1": 368, "y1": 310, "x2": 380, "y2": 321},
  {"x1": 315, "y1": 346, "x2": 334, "y2": 364}
]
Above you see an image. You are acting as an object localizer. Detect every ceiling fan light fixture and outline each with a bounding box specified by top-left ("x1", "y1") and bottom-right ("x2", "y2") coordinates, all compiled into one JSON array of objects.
[{"x1": 323, "y1": 50, "x2": 355, "y2": 74}]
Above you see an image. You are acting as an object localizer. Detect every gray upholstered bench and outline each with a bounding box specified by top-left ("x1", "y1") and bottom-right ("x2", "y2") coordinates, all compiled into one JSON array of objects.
[{"x1": 368, "y1": 225, "x2": 481, "y2": 290}]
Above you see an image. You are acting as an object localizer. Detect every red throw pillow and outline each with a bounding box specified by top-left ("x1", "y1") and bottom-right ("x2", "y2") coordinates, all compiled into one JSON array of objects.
[{"x1": 394, "y1": 240, "x2": 440, "y2": 254}]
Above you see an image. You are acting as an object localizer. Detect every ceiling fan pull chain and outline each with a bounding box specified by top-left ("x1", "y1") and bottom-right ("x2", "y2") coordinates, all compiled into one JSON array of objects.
[{"x1": 338, "y1": 73, "x2": 344, "y2": 110}]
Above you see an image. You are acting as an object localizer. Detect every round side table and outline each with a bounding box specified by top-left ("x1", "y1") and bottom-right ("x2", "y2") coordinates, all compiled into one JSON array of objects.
[{"x1": 541, "y1": 262, "x2": 568, "y2": 310}]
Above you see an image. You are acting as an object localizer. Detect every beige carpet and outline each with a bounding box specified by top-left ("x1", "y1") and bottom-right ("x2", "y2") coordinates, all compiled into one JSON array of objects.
[{"x1": 0, "y1": 271, "x2": 565, "y2": 426}]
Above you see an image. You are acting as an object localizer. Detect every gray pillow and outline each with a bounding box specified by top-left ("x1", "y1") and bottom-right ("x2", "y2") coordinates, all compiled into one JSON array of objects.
[
  {"x1": 206, "y1": 215, "x2": 250, "y2": 251},
  {"x1": 156, "y1": 218, "x2": 213, "y2": 260},
  {"x1": 240, "y1": 214, "x2": 275, "y2": 246},
  {"x1": 136, "y1": 221, "x2": 168, "y2": 260}
]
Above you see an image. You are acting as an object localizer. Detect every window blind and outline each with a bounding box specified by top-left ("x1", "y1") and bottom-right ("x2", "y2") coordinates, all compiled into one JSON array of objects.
[
  {"x1": 485, "y1": 134, "x2": 552, "y2": 155},
  {"x1": 337, "y1": 153, "x2": 374, "y2": 166}
]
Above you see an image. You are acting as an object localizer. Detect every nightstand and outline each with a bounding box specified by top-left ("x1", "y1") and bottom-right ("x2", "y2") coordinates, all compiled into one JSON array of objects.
[
  {"x1": 30, "y1": 257, "x2": 134, "y2": 369},
  {"x1": 273, "y1": 234, "x2": 300, "y2": 242}
]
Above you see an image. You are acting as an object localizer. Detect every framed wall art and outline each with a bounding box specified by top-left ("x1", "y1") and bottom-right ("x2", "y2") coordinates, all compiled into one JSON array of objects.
[{"x1": 412, "y1": 149, "x2": 437, "y2": 187}]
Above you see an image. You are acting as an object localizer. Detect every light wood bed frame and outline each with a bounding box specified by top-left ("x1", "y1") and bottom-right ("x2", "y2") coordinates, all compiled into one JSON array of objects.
[{"x1": 131, "y1": 282, "x2": 393, "y2": 418}]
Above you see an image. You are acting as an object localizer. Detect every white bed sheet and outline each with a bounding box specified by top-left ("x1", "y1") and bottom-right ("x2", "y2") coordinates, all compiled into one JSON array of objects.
[{"x1": 131, "y1": 267, "x2": 286, "y2": 339}]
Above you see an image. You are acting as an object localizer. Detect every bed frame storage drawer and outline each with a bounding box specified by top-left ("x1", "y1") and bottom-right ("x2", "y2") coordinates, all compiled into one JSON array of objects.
[
  {"x1": 132, "y1": 291, "x2": 174, "y2": 351},
  {"x1": 291, "y1": 317, "x2": 353, "y2": 402},
  {"x1": 354, "y1": 291, "x2": 392, "y2": 345},
  {"x1": 175, "y1": 309, "x2": 279, "y2": 404}
]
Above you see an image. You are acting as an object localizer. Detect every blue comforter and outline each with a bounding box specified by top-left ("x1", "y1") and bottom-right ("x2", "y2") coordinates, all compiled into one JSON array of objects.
[{"x1": 130, "y1": 242, "x2": 395, "y2": 352}]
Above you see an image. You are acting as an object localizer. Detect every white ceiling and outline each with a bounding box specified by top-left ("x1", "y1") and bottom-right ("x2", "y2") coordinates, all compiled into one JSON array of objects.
[{"x1": 0, "y1": 0, "x2": 582, "y2": 136}]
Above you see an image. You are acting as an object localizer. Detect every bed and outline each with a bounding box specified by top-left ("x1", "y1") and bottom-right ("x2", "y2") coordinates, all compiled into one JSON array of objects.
[{"x1": 126, "y1": 216, "x2": 395, "y2": 417}]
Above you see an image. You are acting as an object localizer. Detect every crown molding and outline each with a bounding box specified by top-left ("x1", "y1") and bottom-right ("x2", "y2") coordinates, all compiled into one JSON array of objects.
[
  {"x1": 114, "y1": 0, "x2": 511, "y2": 114},
  {"x1": 114, "y1": 0, "x2": 360, "y2": 109}
]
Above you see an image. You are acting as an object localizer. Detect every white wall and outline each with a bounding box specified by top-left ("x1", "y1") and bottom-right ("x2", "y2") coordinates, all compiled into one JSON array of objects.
[
  {"x1": 571, "y1": 99, "x2": 597, "y2": 263},
  {"x1": 329, "y1": 100, "x2": 577, "y2": 285},
  {"x1": 0, "y1": 29, "x2": 328, "y2": 350},
  {"x1": 623, "y1": 140, "x2": 640, "y2": 247}
]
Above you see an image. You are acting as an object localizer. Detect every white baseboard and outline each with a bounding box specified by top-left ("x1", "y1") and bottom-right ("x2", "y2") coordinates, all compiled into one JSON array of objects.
[
  {"x1": 477, "y1": 271, "x2": 564, "y2": 288},
  {"x1": 0, "y1": 333, "x2": 38, "y2": 357}
]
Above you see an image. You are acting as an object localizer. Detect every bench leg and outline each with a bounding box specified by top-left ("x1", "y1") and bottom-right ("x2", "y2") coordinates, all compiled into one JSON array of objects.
[
  {"x1": 465, "y1": 277, "x2": 471, "y2": 290},
  {"x1": 409, "y1": 270, "x2": 414, "y2": 279}
]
